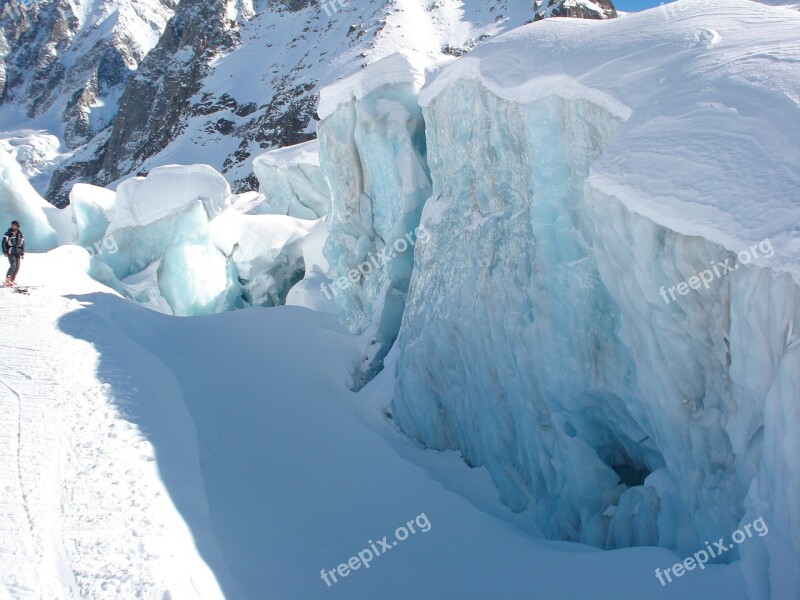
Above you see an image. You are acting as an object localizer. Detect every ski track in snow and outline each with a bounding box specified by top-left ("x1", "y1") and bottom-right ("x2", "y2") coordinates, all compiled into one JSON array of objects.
[{"x1": 0, "y1": 290, "x2": 171, "y2": 599}]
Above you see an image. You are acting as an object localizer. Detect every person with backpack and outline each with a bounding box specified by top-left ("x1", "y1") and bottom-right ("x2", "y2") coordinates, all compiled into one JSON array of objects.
[{"x1": 3, "y1": 220, "x2": 24, "y2": 287}]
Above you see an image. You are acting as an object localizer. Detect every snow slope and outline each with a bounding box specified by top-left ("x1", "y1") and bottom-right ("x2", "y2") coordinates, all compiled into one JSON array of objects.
[
  {"x1": 0, "y1": 250, "x2": 226, "y2": 598},
  {"x1": 0, "y1": 250, "x2": 751, "y2": 599}
]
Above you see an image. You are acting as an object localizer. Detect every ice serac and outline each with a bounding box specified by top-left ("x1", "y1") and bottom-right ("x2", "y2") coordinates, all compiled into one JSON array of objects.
[
  {"x1": 391, "y1": 2, "x2": 800, "y2": 597},
  {"x1": 70, "y1": 182, "x2": 115, "y2": 248},
  {"x1": 210, "y1": 211, "x2": 314, "y2": 307},
  {"x1": 110, "y1": 164, "x2": 232, "y2": 231},
  {"x1": 83, "y1": 164, "x2": 245, "y2": 316},
  {"x1": 252, "y1": 140, "x2": 330, "y2": 219},
  {"x1": 317, "y1": 52, "x2": 433, "y2": 386},
  {"x1": 0, "y1": 150, "x2": 59, "y2": 250},
  {"x1": 72, "y1": 163, "x2": 319, "y2": 316}
]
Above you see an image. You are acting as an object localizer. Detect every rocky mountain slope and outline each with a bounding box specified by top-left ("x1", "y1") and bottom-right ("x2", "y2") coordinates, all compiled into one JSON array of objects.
[{"x1": 0, "y1": 0, "x2": 176, "y2": 190}]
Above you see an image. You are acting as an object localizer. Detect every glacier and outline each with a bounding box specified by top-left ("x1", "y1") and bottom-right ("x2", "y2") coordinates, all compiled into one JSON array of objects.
[{"x1": 0, "y1": 0, "x2": 798, "y2": 597}]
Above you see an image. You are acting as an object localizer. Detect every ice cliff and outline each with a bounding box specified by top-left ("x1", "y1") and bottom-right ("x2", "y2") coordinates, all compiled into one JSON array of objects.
[
  {"x1": 300, "y1": 1, "x2": 800, "y2": 597},
  {"x1": 253, "y1": 140, "x2": 330, "y2": 220}
]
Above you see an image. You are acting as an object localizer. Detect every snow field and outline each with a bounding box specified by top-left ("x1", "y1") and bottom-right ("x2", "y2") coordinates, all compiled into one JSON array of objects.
[{"x1": 0, "y1": 254, "x2": 224, "y2": 599}]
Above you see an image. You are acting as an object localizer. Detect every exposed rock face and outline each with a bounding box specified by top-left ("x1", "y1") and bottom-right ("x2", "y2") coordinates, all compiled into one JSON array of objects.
[
  {"x1": 534, "y1": 0, "x2": 617, "y2": 21},
  {"x1": 102, "y1": 1, "x2": 236, "y2": 179},
  {"x1": 46, "y1": 0, "x2": 245, "y2": 205},
  {"x1": 0, "y1": 0, "x2": 176, "y2": 152}
]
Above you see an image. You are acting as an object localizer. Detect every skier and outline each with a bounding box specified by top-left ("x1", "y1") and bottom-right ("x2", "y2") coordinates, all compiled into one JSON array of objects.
[{"x1": 3, "y1": 220, "x2": 24, "y2": 287}]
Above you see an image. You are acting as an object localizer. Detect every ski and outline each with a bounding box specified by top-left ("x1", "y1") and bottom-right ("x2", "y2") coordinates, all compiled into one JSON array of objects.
[{"x1": 2, "y1": 285, "x2": 41, "y2": 295}]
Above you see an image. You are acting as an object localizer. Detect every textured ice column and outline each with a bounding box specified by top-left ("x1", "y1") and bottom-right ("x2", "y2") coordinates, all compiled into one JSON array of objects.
[
  {"x1": 586, "y1": 185, "x2": 800, "y2": 596},
  {"x1": 317, "y1": 54, "x2": 432, "y2": 385},
  {"x1": 393, "y1": 82, "x2": 655, "y2": 546},
  {"x1": 252, "y1": 140, "x2": 331, "y2": 219}
]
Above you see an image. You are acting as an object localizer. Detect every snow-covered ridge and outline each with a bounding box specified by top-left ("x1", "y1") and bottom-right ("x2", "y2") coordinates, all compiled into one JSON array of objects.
[{"x1": 533, "y1": 0, "x2": 617, "y2": 20}]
